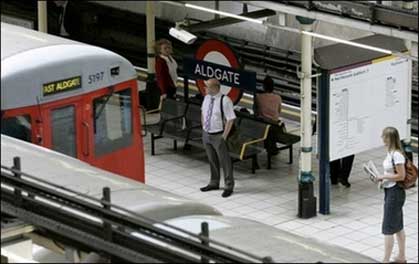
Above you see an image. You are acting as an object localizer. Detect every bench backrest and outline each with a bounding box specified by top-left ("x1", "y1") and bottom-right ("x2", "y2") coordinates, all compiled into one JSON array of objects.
[
  {"x1": 161, "y1": 99, "x2": 187, "y2": 119},
  {"x1": 237, "y1": 116, "x2": 269, "y2": 141},
  {"x1": 185, "y1": 102, "x2": 202, "y2": 128},
  {"x1": 160, "y1": 99, "x2": 187, "y2": 130}
]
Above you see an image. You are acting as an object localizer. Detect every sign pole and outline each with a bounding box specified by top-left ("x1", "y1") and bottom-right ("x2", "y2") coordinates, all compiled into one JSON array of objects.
[
  {"x1": 318, "y1": 69, "x2": 331, "y2": 215},
  {"x1": 403, "y1": 39, "x2": 413, "y2": 160},
  {"x1": 184, "y1": 76, "x2": 189, "y2": 102}
]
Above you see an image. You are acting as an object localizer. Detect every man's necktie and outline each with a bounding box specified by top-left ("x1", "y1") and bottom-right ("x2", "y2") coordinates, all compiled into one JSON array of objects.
[{"x1": 204, "y1": 97, "x2": 215, "y2": 131}]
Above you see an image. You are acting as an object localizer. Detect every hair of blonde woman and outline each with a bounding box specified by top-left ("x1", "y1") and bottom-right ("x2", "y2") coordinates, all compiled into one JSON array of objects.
[
  {"x1": 382, "y1": 126, "x2": 404, "y2": 154},
  {"x1": 154, "y1": 38, "x2": 172, "y2": 55}
]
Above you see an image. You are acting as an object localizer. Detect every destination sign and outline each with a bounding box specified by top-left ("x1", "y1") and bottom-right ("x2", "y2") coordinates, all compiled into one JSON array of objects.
[{"x1": 43, "y1": 76, "x2": 82, "y2": 96}]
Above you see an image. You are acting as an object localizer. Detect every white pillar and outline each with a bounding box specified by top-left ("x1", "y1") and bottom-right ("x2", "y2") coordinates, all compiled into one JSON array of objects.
[
  {"x1": 299, "y1": 22, "x2": 314, "y2": 182},
  {"x1": 146, "y1": 1, "x2": 156, "y2": 78},
  {"x1": 295, "y1": 16, "x2": 317, "y2": 218},
  {"x1": 37, "y1": 1, "x2": 47, "y2": 33}
]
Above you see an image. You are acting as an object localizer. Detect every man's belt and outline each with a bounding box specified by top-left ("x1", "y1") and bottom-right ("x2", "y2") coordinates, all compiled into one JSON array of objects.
[{"x1": 207, "y1": 131, "x2": 224, "y2": 135}]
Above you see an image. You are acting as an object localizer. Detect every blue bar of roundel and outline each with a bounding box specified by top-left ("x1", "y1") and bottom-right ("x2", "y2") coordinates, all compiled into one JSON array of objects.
[{"x1": 183, "y1": 57, "x2": 256, "y2": 92}]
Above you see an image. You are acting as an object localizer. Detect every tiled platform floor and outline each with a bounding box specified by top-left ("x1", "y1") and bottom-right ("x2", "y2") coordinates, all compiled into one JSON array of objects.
[{"x1": 143, "y1": 134, "x2": 418, "y2": 263}]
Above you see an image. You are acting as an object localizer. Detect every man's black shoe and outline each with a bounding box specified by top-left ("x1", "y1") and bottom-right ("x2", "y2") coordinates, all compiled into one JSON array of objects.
[
  {"x1": 339, "y1": 179, "x2": 351, "y2": 188},
  {"x1": 222, "y1": 189, "x2": 233, "y2": 198},
  {"x1": 183, "y1": 144, "x2": 192, "y2": 151},
  {"x1": 200, "y1": 185, "x2": 219, "y2": 192}
]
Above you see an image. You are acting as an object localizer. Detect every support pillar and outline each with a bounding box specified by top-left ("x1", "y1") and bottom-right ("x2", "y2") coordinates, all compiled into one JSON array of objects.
[
  {"x1": 37, "y1": 1, "x2": 48, "y2": 33},
  {"x1": 146, "y1": 1, "x2": 156, "y2": 81},
  {"x1": 296, "y1": 16, "x2": 317, "y2": 218},
  {"x1": 215, "y1": 0, "x2": 220, "y2": 19},
  {"x1": 142, "y1": 1, "x2": 159, "y2": 110}
]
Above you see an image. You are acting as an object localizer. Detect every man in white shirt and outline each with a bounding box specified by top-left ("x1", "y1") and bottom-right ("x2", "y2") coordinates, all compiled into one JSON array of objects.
[{"x1": 200, "y1": 78, "x2": 236, "y2": 198}]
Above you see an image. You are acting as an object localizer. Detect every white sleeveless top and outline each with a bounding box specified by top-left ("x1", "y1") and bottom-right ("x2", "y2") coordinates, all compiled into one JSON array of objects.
[{"x1": 382, "y1": 150, "x2": 405, "y2": 188}]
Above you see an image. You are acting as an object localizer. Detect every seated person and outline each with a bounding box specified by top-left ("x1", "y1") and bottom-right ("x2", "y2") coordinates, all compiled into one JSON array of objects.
[
  {"x1": 254, "y1": 76, "x2": 284, "y2": 155},
  {"x1": 254, "y1": 76, "x2": 282, "y2": 123}
]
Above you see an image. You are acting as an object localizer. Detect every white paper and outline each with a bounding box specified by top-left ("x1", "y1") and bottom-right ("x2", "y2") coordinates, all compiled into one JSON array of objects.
[{"x1": 363, "y1": 160, "x2": 383, "y2": 189}]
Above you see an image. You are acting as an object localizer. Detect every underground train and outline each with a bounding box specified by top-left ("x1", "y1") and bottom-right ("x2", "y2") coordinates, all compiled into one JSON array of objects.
[
  {"x1": 1, "y1": 22, "x2": 144, "y2": 182},
  {"x1": 1, "y1": 135, "x2": 376, "y2": 263}
]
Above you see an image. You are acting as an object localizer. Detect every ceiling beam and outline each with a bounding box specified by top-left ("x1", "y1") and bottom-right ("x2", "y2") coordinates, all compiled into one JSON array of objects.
[
  {"x1": 184, "y1": 8, "x2": 276, "y2": 33},
  {"x1": 241, "y1": 1, "x2": 418, "y2": 42}
]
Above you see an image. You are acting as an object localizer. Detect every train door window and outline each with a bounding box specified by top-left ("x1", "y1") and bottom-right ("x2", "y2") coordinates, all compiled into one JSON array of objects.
[
  {"x1": 51, "y1": 105, "x2": 77, "y2": 157},
  {"x1": 1, "y1": 115, "x2": 32, "y2": 142},
  {"x1": 93, "y1": 88, "x2": 132, "y2": 156}
]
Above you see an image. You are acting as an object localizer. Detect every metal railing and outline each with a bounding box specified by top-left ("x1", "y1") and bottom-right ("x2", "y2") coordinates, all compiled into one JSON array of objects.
[{"x1": 1, "y1": 157, "x2": 273, "y2": 263}]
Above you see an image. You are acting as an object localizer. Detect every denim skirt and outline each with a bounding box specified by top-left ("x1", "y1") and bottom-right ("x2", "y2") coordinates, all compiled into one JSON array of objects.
[{"x1": 382, "y1": 184, "x2": 406, "y2": 235}]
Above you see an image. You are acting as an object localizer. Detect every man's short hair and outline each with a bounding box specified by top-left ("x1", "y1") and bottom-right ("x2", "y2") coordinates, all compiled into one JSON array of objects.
[{"x1": 263, "y1": 76, "x2": 274, "y2": 93}]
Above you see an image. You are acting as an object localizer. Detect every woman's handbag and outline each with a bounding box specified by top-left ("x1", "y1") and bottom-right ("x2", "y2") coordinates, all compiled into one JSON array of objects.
[{"x1": 392, "y1": 153, "x2": 418, "y2": 189}]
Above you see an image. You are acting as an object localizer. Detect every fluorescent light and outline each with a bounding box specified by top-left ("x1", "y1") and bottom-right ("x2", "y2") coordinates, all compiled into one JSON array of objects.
[
  {"x1": 301, "y1": 31, "x2": 392, "y2": 54},
  {"x1": 184, "y1": 3, "x2": 264, "y2": 24}
]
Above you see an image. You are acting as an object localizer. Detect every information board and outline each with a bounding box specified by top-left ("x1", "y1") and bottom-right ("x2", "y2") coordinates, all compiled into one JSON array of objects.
[{"x1": 329, "y1": 56, "x2": 411, "y2": 161}]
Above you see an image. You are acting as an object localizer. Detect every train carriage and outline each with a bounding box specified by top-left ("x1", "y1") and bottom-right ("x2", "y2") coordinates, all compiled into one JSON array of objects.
[
  {"x1": 1, "y1": 135, "x2": 377, "y2": 263},
  {"x1": 1, "y1": 22, "x2": 144, "y2": 182}
]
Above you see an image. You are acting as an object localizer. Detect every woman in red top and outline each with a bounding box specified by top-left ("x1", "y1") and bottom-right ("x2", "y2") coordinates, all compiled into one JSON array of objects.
[{"x1": 155, "y1": 39, "x2": 178, "y2": 99}]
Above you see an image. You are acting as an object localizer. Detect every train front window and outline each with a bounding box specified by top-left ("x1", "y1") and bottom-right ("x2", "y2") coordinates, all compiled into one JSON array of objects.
[
  {"x1": 94, "y1": 88, "x2": 132, "y2": 156},
  {"x1": 51, "y1": 106, "x2": 77, "y2": 158},
  {"x1": 1, "y1": 115, "x2": 32, "y2": 142}
]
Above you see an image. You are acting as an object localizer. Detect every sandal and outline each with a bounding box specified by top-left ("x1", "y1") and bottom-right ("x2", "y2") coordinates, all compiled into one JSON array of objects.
[{"x1": 391, "y1": 259, "x2": 407, "y2": 263}]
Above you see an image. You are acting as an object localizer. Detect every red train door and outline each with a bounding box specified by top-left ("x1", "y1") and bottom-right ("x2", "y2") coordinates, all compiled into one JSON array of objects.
[
  {"x1": 41, "y1": 97, "x2": 86, "y2": 161},
  {"x1": 83, "y1": 81, "x2": 144, "y2": 182}
]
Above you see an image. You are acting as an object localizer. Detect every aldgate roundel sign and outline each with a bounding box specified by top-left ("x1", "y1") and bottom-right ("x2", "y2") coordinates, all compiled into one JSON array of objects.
[{"x1": 186, "y1": 39, "x2": 255, "y2": 104}]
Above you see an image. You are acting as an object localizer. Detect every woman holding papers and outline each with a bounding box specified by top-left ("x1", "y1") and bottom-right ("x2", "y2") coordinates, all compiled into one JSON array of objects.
[{"x1": 376, "y1": 127, "x2": 407, "y2": 263}]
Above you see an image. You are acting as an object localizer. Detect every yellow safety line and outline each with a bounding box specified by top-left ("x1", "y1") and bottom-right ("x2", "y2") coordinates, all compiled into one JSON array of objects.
[{"x1": 239, "y1": 124, "x2": 271, "y2": 160}]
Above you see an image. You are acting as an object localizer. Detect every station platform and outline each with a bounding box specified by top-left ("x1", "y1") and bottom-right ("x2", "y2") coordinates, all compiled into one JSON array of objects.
[{"x1": 144, "y1": 132, "x2": 418, "y2": 263}]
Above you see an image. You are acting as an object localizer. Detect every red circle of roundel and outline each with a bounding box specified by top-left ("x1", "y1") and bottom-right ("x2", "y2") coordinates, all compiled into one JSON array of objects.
[{"x1": 195, "y1": 39, "x2": 243, "y2": 105}]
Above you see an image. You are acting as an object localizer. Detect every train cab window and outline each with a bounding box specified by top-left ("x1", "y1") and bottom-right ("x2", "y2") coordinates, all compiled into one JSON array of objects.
[
  {"x1": 1, "y1": 115, "x2": 32, "y2": 142},
  {"x1": 51, "y1": 106, "x2": 77, "y2": 157},
  {"x1": 94, "y1": 88, "x2": 132, "y2": 156}
]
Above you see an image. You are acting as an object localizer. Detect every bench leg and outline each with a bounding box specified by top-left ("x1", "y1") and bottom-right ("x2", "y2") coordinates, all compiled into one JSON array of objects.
[
  {"x1": 252, "y1": 155, "x2": 259, "y2": 174},
  {"x1": 288, "y1": 146, "x2": 293, "y2": 164},
  {"x1": 151, "y1": 133, "x2": 155, "y2": 156},
  {"x1": 173, "y1": 140, "x2": 177, "y2": 151},
  {"x1": 267, "y1": 153, "x2": 272, "y2": 170}
]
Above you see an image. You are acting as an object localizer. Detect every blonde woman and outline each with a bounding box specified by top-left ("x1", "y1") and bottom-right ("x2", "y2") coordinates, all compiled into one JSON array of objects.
[
  {"x1": 376, "y1": 127, "x2": 407, "y2": 263},
  {"x1": 155, "y1": 39, "x2": 178, "y2": 99}
]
